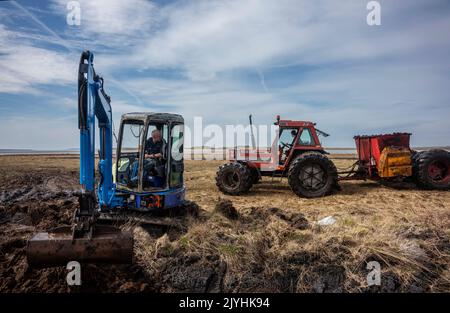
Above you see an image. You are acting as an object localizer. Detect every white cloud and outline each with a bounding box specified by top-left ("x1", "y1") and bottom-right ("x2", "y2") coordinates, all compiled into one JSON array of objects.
[
  {"x1": 0, "y1": 45, "x2": 76, "y2": 92},
  {"x1": 51, "y1": 0, "x2": 158, "y2": 40},
  {"x1": 127, "y1": 0, "x2": 450, "y2": 79},
  {"x1": 0, "y1": 24, "x2": 76, "y2": 93}
]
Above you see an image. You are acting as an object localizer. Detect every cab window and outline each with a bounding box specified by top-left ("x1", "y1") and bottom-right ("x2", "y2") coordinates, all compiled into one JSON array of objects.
[
  {"x1": 298, "y1": 128, "x2": 315, "y2": 146},
  {"x1": 143, "y1": 124, "x2": 168, "y2": 191},
  {"x1": 117, "y1": 121, "x2": 144, "y2": 189},
  {"x1": 169, "y1": 124, "x2": 184, "y2": 188},
  {"x1": 279, "y1": 128, "x2": 298, "y2": 147}
]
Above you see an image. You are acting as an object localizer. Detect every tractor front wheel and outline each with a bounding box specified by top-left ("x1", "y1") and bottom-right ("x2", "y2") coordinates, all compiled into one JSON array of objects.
[
  {"x1": 288, "y1": 152, "x2": 338, "y2": 198},
  {"x1": 413, "y1": 149, "x2": 450, "y2": 190},
  {"x1": 216, "y1": 162, "x2": 253, "y2": 195}
]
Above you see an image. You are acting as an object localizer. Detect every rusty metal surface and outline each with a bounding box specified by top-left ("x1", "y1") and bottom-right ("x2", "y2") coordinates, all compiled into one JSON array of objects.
[
  {"x1": 26, "y1": 225, "x2": 133, "y2": 267},
  {"x1": 378, "y1": 146, "x2": 412, "y2": 178}
]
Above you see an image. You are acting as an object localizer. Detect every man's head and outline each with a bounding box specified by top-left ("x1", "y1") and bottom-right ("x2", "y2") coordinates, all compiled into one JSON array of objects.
[{"x1": 151, "y1": 129, "x2": 162, "y2": 142}]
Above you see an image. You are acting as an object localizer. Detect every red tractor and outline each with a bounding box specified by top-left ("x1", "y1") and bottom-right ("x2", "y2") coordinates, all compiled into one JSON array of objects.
[
  {"x1": 216, "y1": 115, "x2": 339, "y2": 198},
  {"x1": 216, "y1": 115, "x2": 450, "y2": 198}
]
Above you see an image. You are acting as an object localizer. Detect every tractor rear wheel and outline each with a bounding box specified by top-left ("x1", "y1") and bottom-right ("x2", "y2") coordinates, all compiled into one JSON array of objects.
[
  {"x1": 288, "y1": 152, "x2": 338, "y2": 198},
  {"x1": 216, "y1": 162, "x2": 253, "y2": 195},
  {"x1": 413, "y1": 149, "x2": 450, "y2": 190}
]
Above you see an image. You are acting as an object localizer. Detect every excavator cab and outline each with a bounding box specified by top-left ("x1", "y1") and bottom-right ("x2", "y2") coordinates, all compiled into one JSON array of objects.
[{"x1": 114, "y1": 113, "x2": 185, "y2": 211}]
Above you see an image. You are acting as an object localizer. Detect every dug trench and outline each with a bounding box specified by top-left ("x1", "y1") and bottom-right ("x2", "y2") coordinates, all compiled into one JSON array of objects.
[{"x1": 0, "y1": 156, "x2": 449, "y2": 292}]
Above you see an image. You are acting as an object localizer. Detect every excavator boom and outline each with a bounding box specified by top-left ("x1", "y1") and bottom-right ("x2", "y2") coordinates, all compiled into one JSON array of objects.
[{"x1": 27, "y1": 51, "x2": 133, "y2": 267}]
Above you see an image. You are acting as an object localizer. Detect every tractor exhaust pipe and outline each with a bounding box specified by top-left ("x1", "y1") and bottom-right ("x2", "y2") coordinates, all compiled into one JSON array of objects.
[{"x1": 249, "y1": 114, "x2": 256, "y2": 149}]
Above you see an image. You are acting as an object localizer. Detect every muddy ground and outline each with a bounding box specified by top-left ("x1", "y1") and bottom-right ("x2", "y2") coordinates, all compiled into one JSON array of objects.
[{"x1": 0, "y1": 155, "x2": 449, "y2": 293}]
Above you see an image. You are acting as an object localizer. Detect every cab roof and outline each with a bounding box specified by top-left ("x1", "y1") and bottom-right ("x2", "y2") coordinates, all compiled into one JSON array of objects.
[
  {"x1": 277, "y1": 120, "x2": 315, "y2": 127},
  {"x1": 121, "y1": 112, "x2": 184, "y2": 124}
]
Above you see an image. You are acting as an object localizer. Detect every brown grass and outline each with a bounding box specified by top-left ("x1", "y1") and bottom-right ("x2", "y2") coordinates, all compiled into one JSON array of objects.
[{"x1": 130, "y1": 159, "x2": 450, "y2": 292}]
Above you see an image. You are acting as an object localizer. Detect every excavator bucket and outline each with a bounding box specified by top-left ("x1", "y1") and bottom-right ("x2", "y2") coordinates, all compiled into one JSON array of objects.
[{"x1": 27, "y1": 224, "x2": 133, "y2": 267}]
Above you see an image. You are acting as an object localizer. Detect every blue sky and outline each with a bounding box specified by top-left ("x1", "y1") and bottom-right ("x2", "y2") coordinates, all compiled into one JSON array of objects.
[{"x1": 0, "y1": 0, "x2": 449, "y2": 149}]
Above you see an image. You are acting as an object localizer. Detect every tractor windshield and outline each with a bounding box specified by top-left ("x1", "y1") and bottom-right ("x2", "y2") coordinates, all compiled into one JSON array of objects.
[
  {"x1": 279, "y1": 128, "x2": 298, "y2": 146},
  {"x1": 279, "y1": 128, "x2": 298, "y2": 164}
]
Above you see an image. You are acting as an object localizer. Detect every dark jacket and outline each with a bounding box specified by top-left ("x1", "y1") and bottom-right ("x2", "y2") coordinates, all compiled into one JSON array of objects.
[{"x1": 145, "y1": 138, "x2": 165, "y2": 156}]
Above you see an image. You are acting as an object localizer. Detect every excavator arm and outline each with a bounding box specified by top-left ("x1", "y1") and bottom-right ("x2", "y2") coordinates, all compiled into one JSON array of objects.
[
  {"x1": 26, "y1": 51, "x2": 133, "y2": 267},
  {"x1": 78, "y1": 51, "x2": 116, "y2": 208}
]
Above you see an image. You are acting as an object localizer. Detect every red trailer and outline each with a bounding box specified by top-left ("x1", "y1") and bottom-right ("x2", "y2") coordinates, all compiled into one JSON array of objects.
[{"x1": 354, "y1": 133, "x2": 412, "y2": 179}]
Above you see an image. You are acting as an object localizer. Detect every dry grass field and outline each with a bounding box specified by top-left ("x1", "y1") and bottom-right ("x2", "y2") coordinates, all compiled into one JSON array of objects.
[{"x1": 0, "y1": 155, "x2": 449, "y2": 292}]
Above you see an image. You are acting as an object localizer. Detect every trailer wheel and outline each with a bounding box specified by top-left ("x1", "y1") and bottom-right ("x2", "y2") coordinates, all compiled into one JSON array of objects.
[
  {"x1": 249, "y1": 167, "x2": 261, "y2": 184},
  {"x1": 411, "y1": 150, "x2": 419, "y2": 166},
  {"x1": 413, "y1": 149, "x2": 450, "y2": 190},
  {"x1": 288, "y1": 152, "x2": 338, "y2": 198},
  {"x1": 411, "y1": 150, "x2": 422, "y2": 181},
  {"x1": 216, "y1": 162, "x2": 253, "y2": 195}
]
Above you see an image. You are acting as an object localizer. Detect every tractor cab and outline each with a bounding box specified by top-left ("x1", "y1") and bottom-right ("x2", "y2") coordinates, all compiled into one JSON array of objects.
[
  {"x1": 274, "y1": 115, "x2": 324, "y2": 166},
  {"x1": 114, "y1": 112, "x2": 185, "y2": 210}
]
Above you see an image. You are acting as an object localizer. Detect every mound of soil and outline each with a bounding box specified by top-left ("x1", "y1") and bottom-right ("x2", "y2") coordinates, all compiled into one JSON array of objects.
[
  {"x1": 247, "y1": 206, "x2": 309, "y2": 230},
  {"x1": 215, "y1": 198, "x2": 239, "y2": 220}
]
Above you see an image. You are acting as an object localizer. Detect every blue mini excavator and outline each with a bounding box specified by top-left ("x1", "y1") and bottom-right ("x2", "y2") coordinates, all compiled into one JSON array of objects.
[{"x1": 27, "y1": 51, "x2": 186, "y2": 266}]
